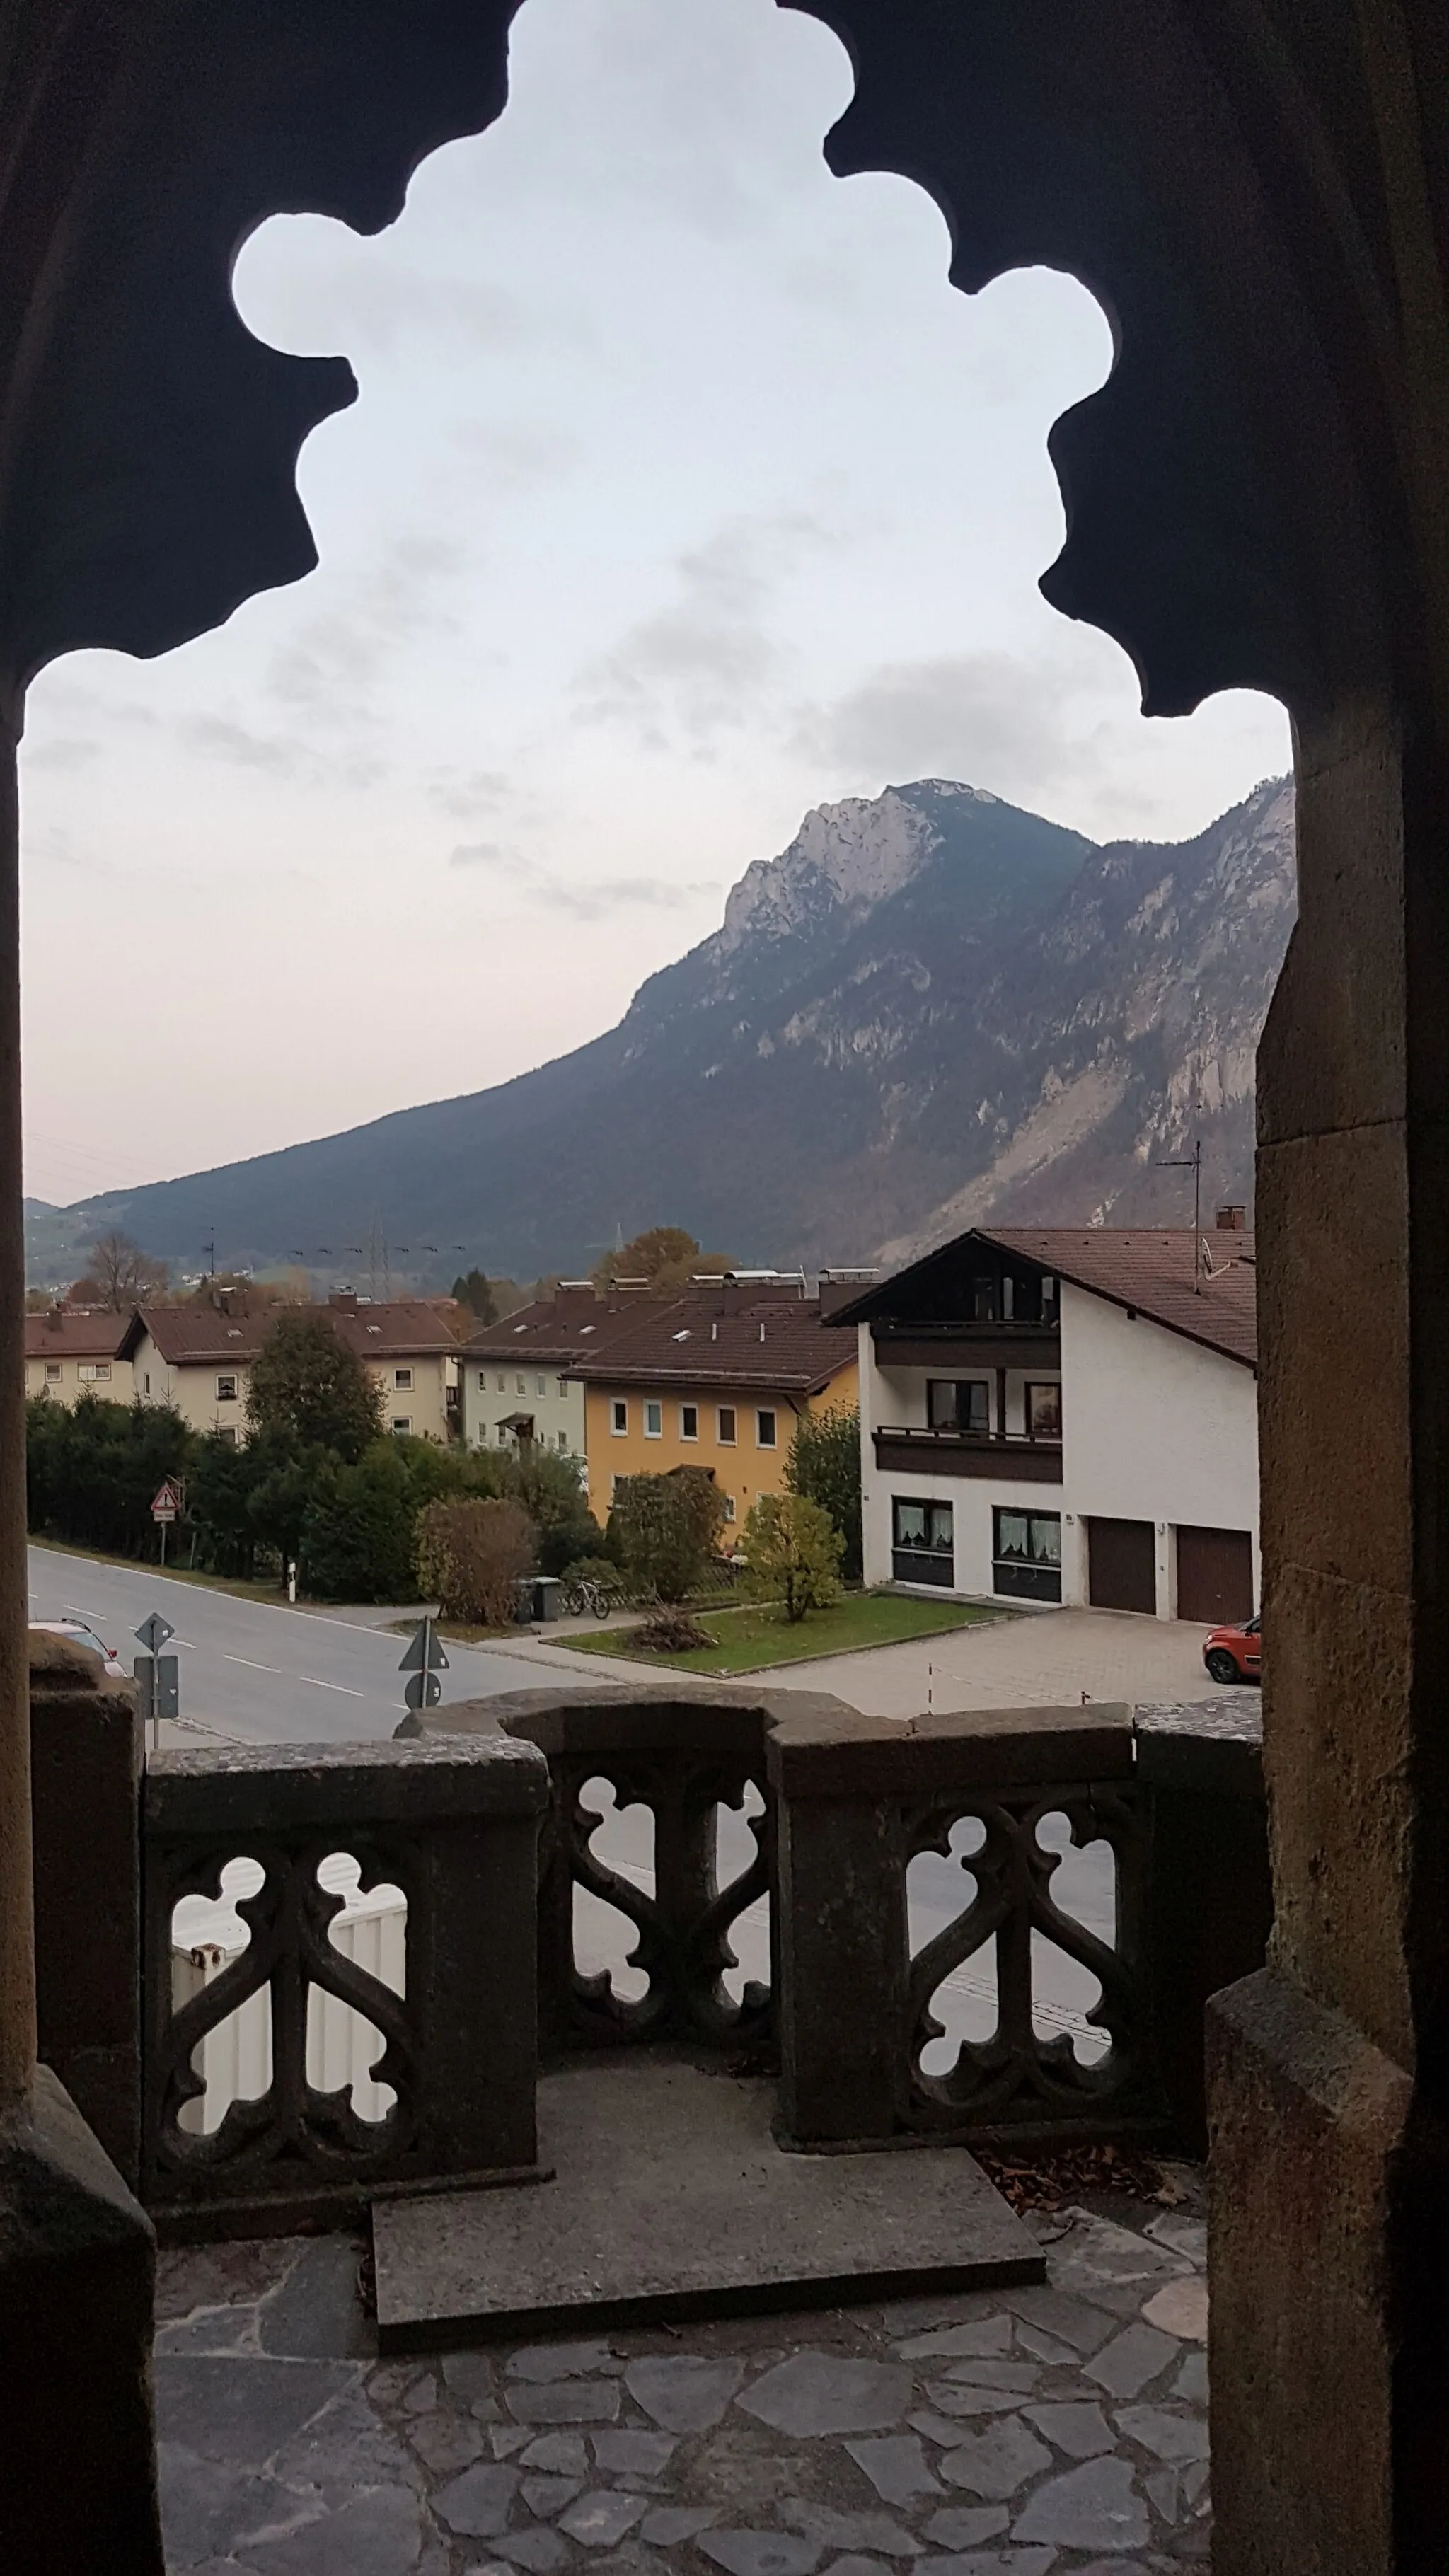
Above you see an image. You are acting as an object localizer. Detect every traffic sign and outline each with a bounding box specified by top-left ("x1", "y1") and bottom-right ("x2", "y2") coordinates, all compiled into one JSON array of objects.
[
  {"x1": 151, "y1": 1479, "x2": 181, "y2": 1523},
  {"x1": 403, "y1": 1669, "x2": 444, "y2": 1712},
  {"x1": 134, "y1": 1656, "x2": 180, "y2": 1723},
  {"x1": 399, "y1": 1617, "x2": 449, "y2": 1675},
  {"x1": 134, "y1": 1612, "x2": 175, "y2": 1656}
]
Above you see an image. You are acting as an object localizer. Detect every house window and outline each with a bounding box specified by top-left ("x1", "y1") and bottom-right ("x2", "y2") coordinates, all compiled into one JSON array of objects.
[
  {"x1": 144, "y1": 1373, "x2": 151, "y2": 1395},
  {"x1": 516, "y1": 1375, "x2": 526, "y2": 1395},
  {"x1": 79, "y1": 1362, "x2": 111, "y2": 1383},
  {"x1": 756, "y1": 1409, "x2": 777, "y2": 1448},
  {"x1": 393, "y1": 1367, "x2": 414, "y2": 1391},
  {"x1": 928, "y1": 1379, "x2": 989, "y2": 1435},
  {"x1": 611, "y1": 1399, "x2": 628, "y2": 1436},
  {"x1": 215, "y1": 1374, "x2": 237, "y2": 1402},
  {"x1": 892, "y1": 1497, "x2": 954, "y2": 1588},
  {"x1": 45, "y1": 1362, "x2": 62, "y2": 1383},
  {"x1": 392, "y1": 1415, "x2": 413, "y2": 1435},
  {"x1": 556, "y1": 1378, "x2": 567, "y2": 1399},
  {"x1": 645, "y1": 1400, "x2": 663, "y2": 1439},
  {"x1": 724, "y1": 1494, "x2": 737, "y2": 1523},
  {"x1": 536, "y1": 1375, "x2": 547, "y2": 1397},
  {"x1": 478, "y1": 1370, "x2": 487, "y2": 1390},
  {"x1": 496, "y1": 1373, "x2": 506, "y2": 1391},
  {"x1": 556, "y1": 1430, "x2": 568, "y2": 1452},
  {"x1": 993, "y1": 1507, "x2": 1062, "y2": 1603},
  {"x1": 680, "y1": 1404, "x2": 698, "y2": 1440},
  {"x1": 717, "y1": 1406, "x2": 736, "y2": 1445},
  {"x1": 217, "y1": 1426, "x2": 238, "y2": 1448},
  {"x1": 1026, "y1": 1381, "x2": 1062, "y2": 1440}
]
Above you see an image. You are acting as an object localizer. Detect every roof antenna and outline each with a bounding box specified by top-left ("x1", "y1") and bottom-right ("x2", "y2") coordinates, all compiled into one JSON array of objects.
[{"x1": 1155, "y1": 1136, "x2": 1203, "y2": 1290}]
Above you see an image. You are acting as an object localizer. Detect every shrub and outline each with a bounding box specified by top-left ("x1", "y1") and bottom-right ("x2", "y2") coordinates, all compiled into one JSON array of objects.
[
  {"x1": 300, "y1": 1442, "x2": 420, "y2": 1602},
  {"x1": 561, "y1": 1554, "x2": 627, "y2": 1607},
  {"x1": 247, "y1": 1309, "x2": 383, "y2": 1462},
  {"x1": 785, "y1": 1403, "x2": 862, "y2": 1582},
  {"x1": 608, "y1": 1468, "x2": 727, "y2": 1603},
  {"x1": 635, "y1": 1607, "x2": 714, "y2": 1653},
  {"x1": 740, "y1": 1491, "x2": 844, "y2": 1623},
  {"x1": 416, "y1": 1496, "x2": 537, "y2": 1627}
]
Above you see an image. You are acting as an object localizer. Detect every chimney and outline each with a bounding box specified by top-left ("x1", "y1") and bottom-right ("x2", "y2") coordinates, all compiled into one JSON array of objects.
[
  {"x1": 329, "y1": 1289, "x2": 359, "y2": 1315},
  {"x1": 1215, "y1": 1205, "x2": 1247, "y2": 1232},
  {"x1": 554, "y1": 1281, "x2": 599, "y2": 1319},
  {"x1": 817, "y1": 1267, "x2": 879, "y2": 1321}
]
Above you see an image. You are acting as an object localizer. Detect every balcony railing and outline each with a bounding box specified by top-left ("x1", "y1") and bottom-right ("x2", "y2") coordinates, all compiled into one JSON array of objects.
[{"x1": 874, "y1": 1423, "x2": 1064, "y2": 1482}]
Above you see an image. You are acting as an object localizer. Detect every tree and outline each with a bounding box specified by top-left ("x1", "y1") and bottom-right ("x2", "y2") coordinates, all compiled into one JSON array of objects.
[
  {"x1": 785, "y1": 1403, "x2": 863, "y2": 1582},
  {"x1": 188, "y1": 1431, "x2": 265, "y2": 1579},
  {"x1": 301, "y1": 1443, "x2": 421, "y2": 1602},
  {"x1": 740, "y1": 1491, "x2": 843, "y2": 1623},
  {"x1": 25, "y1": 1392, "x2": 191, "y2": 1559},
  {"x1": 590, "y1": 1228, "x2": 737, "y2": 1295},
  {"x1": 246, "y1": 1309, "x2": 383, "y2": 1462},
  {"x1": 416, "y1": 1497, "x2": 536, "y2": 1627},
  {"x1": 451, "y1": 1269, "x2": 497, "y2": 1325},
  {"x1": 608, "y1": 1468, "x2": 727, "y2": 1602},
  {"x1": 86, "y1": 1230, "x2": 168, "y2": 1310}
]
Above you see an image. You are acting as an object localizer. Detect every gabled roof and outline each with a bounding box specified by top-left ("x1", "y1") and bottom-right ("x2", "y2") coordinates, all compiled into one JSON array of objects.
[
  {"x1": 463, "y1": 1296, "x2": 651, "y2": 1366},
  {"x1": 565, "y1": 1296, "x2": 858, "y2": 1395},
  {"x1": 25, "y1": 1307, "x2": 132, "y2": 1360},
  {"x1": 838, "y1": 1223, "x2": 1257, "y2": 1369},
  {"x1": 122, "y1": 1298, "x2": 456, "y2": 1368}
]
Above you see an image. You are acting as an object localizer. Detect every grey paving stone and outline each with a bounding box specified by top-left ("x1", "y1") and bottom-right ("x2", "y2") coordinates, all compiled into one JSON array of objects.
[
  {"x1": 591, "y1": 2430, "x2": 677, "y2": 2476},
  {"x1": 364, "y1": 2363, "x2": 428, "y2": 2408},
  {"x1": 269, "y1": 2386, "x2": 416, "y2": 2500},
  {"x1": 405, "y1": 2410, "x2": 486, "y2": 2475},
  {"x1": 781, "y1": 2500, "x2": 923, "y2": 2556},
  {"x1": 880, "y1": 2295, "x2": 1008, "y2": 2338},
  {"x1": 1145, "y1": 2468, "x2": 1182, "y2": 2524},
  {"x1": 1004, "y1": 2287, "x2": 1116, "y2": 2355},
  {"x1": 1083, "y1": 2326, "x2": 1179, "y2": 2401},
  {"x1": 154, "y1": 2357, "x2": 359, "y2": 2469},
  {"x1": 921, "y1": 2509, "x2": 1011, "y2": 2548},
  {"x1": 559, "y1": 2491, "x2": 650, "y2": 2549},
  {"x1": 521, "y1": 2473, "x2": 587, "y2": 2516},
  {"x1": 1182, "y1": 2461, "x2": 1211, "y2": 2511},
  {"x1": 1114, "y1": 2406, "x2": 1209, "y2": 2465},
  {"x1": 937, "y1": 2419, "x2": 1053, "y2": 2500},
  {"x1": 403, "y1": 2376, "x2": 441, "y2": 2414},
  {"x1": 739, "y1": 2357, "x2": 913, "y2": 2439},
  {"x1": 1022, "y1": 2401, "x2": 1115, "y2": 2460},
  {"x1": 238, "y1": 2485, "x2": 424, "y2": 2576},
  {"x1": 924, "y1": 2384, "x2": 1031, "y2": 2418},
  {"x1": 911, "y1": 2412, "x2": 985, "y2": 2451},
  {"x1": 698, "y1": 2534, "x2": 824, "y2": 2576},
  {"x1": 893, "y1": 2321, "x2": 1016, "y2": 2363},
  {"x1": 258, "y1": 2238, "x2": 373, "y2": 2360},
  {"x1": 506, "y1": 2381, "x2": 623, "y2": 2425},
  {"x1": 916, "y1": 2553, "x2": 1055, "y2": 2575},
  {"x1": 1013, "y1": 2454, "x2": 1150, "y2": 2553},
  {"x1": 1144, "y1": 2216, "x2": 1207, "y2": 2266},
  {"x1": 443, "y1": 2352, "x2": 498, "y2": 2404},
  {"x1": 522, "y1": 2432, "x2": 591, "y2": 2474},
  {"x1": 1011, "y1": 2323, "x2": 1082, "y2": 2368},
  {"x1": 625, "y1": 2354, "x2": 744, "y2": 2431},
  {"x1": 156, "y1": 2304, "x2": 262, "y2": 2358},
  {"x1": 432, "y1": 2461, "x2": 521, "y2": 2537},
  {"x1": 938, "y1": 2362, "x2": 1039, "y2": 2393},
  {"x1": 1141, "y1": 2279, "x2": 1208, "y2": 2343},
  {"x1": 641, "y1": 2506, "x2": 722, "y2": 2545},
  {"x1": 508, "y1": 2340, "x2": 623, "y2": 2381},
  {"x1": 843, "y1": 2436, "x2": 943, "y2": 2506},
  {"x1": 820, "y1": 2560, "x2": 893, "y2": 2576},
  {"x1": 492, "y1": 2531, "x2": 574, "y2": 2572},
  {"x1": 157, "y1": 2443, "x2": 296, "y2": 2572},
  {"x1": 495, "y1": 2427, "x2": 538, "y2": 2459},
  {"x1": 1172, "y1": 2352, "x2": 1208, "y2": 2406}
]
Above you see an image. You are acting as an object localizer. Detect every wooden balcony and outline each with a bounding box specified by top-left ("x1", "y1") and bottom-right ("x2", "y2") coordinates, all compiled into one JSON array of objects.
[
  {"x1": 872, "y1": 1423, "x2": 1064, "y2": 1482},
  {"x1": 871, "y1": 1319, "x2": 1061, "y2": 1371}
]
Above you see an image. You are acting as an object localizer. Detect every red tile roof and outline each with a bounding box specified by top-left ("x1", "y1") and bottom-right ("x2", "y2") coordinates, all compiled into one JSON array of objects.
[
  {"x1": 25, "y1": 1307, "x2": 132, "y2": 1359},
  {"x1": 566, "y1": 1296, "x2": 858, "y2": 1395},
  {"x1": 980, "y1": 1226, "x2": 1257, "y2": 1368},
  {"x1": 122, "y1": 1299, "x2": 455, "y2": 1368},
  {"x1": 463, "y1": 1295, "x2": 652, "y2": 1365}
]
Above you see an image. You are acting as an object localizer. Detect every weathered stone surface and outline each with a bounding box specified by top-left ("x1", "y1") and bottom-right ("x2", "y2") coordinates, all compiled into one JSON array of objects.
[
  {"x1": 938, "y1": 2361, "x2": 1038, "y2": 2393},
  {"x1": 1114, "y1": 2405, "x2": 1209, "y2": 2464},
  {"x1": 924, "y1": 2383, "x2": 1031, "y2": 2418},
  {"x1": 521, "y1": 2471, "x2": 587, "y2": 2515},
  {"x1": 627, "y1": 2354, "x2": 746, "y2": 2431},
  {"x1": 1141, "y1": 2278, "x2": 1207, "y2": 2342},
  {"x1": 1012, "y1": 2454, "x2": 1149, "y2": 2552},
  {"x1": 441, "y1": 2350, "x2": 497, "y2": 2403},
  {"x1": 641, "y1": 2505, "x2": 722, "y2": 2544},
  {"x1": 153, "y1": 2354, "x2": 357, "y2": 2466},
  {"x1": 505, "y1": 2380, "x2": 622, "y2": 2425},
  {"x1": 894, "y1": 2321, "x2": 1015, "y2": 2362},
  {"x1": 432, "y1": 2460, "x2": 521, "y2": 2536},
  {"x1": 843, "y1": 2435, "x2": 943, "y2": 2505},
  {"x1": 258, "y1": 2236, "x2": 374, "y2": 2360},
  {"x1": 1005, "y1": 2287, "x2": 1116, "y2": 2354},
  {"x1": 492, "y1": 2531, "x2": 572, "y2": 2573},
  {"x1": 522, "y1": 2431, "x2": 591, "y2": 2473},
  {"x1": 699, "y1": 2534, "x2": 824, "y2": 2576},
  {"x1": 404, "y1": 2408, "x2": 486, "y2": 2475},
  {"x1": 938, "y1": 2419, "x2": 1053, "y2": 2498},
  {"x1": 558, "y1": 2490, "x2": 650, "y2": 2548},
  {"x1": 508, "y1": 2339, "x2": 622, "y2": 2381},
  {"x1": 740, "y1": 2356, "x2": 913, "y2": 2438},
  {"x1": 1022, "y1": 2401, "x2": 1114, "y2": 2459},
  {"x1": 921, "y1": 2507, "x2": 1010, "y2": 2547},
  {"x1": 592, "y1": 2429, "x2": 677, "y2": 2476},
  {"x1": 1083, "y1": 2326, "x2": 1179, "y2": 2401},
  {"x1": 781, "y1": 2498, "x2": 923, "y2": 2555},
  {"x1": 239, "y1": 2485, "x2": 425, "y2": 2576}
]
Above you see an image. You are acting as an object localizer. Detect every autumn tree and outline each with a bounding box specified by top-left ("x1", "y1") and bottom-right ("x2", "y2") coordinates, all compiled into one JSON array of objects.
[
  {"x1": 608, "y1": 1468, "x2": 727, "y2": 1602},
  {"x1": 591, "y1": 1228, "x2": 736, "y2": 1295},
  {"x1": 86, "y1": 1230, "x2": 168, "y2": 1310},
  {"x1": 246, "y1": 1309, "x2": 383, "y2": 1462},
  {"x1": 741, "y1": 1491, "x2": 843, "y2": 1623},
  {"x1": 785, "y1": 1404, "x2": 863, "y2": 1581},
  {"x1": 451, "y1": 1269, "x2": 498, "y2": 1324}
]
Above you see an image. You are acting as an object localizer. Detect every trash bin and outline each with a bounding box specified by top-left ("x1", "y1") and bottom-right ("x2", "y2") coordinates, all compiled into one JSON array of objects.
[{"x1": 531, "y1": 1576, "x2": 562, "y2": 1624}]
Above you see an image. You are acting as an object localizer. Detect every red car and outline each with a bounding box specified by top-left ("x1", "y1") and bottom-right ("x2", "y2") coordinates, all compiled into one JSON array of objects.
[{"x1": 1203, "y1": 1615, "x2": 1261, "y2": 1685}]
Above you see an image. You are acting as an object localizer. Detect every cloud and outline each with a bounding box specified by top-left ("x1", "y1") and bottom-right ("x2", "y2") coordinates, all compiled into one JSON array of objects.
[
  {"x1": 449, "y1": 839, "x2": 716, "y2": 919},
  {"x1": 789, "y1": 648, "x2": 1112, "y2": 801},
  {"x1": 266, "y1": 533, "x2": 466, "y2": 728},
  {"x1": 21, "y1": 736, "x2": 101, "y2": 773},
  {"x1": 574, "y1": 512, "x2": 836, "y2": 746},
  {"x1": 428, "y1": 768, "x2": 512, "y2": 819},
  {"x1": 450, "y1": 421, "x2": 579, "y2": 491}
]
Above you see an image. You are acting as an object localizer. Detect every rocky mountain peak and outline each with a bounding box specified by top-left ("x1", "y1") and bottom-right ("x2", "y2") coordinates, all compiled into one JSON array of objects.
[{"x1": 716, "y1": 780, "x2": 999, "y2": 957}]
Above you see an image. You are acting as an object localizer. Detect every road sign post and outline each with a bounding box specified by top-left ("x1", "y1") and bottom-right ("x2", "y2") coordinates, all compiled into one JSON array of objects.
[
  {"x1": 399, "y1": 1615, "x2": 447, "y2": 1716},
  {"x1": 151, "y1": 1477, "x2": 181, "y2": 1569},
  {"x1": 134, "y1": 1612, "x2": 178, "y2": 1753}
]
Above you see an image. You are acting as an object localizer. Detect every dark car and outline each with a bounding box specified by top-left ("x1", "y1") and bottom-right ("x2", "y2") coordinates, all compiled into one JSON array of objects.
[{"x1": 1203, "y1": 1614, "x2": 1261, "y2": 1685}]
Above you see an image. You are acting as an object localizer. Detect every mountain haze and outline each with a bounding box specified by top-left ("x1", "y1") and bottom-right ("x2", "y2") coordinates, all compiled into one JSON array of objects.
[{"x1": 65, "y1": 778, "x2": 1295, "y2": 1281}]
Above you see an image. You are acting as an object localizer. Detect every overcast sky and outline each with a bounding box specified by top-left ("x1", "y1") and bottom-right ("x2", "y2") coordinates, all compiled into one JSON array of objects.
[{"x1": 19, "y1": 0, "x2": 1291, "y2": 1209}]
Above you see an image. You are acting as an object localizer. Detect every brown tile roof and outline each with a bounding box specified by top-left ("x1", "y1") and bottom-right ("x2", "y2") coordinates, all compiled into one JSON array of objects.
[
  {"x1": 25, "y1": 1307, "x2": 133, "y2": 1359},
  {"x1": 122, "y1": 1299, "x2": 456, "y2": 1368},
  {"x1": 566, "y1": 1296, "x2": 858, "y2": 1395},
  {"x1": 979, "y1": 1226, "x2": 1258, "y2": 1368},
  {"x1": 462, "y1": 1296, "x2": 653, "y2": 1365}
]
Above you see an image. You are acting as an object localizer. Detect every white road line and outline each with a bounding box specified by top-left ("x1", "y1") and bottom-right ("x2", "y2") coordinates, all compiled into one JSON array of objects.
[
  {"x1": 301, "y1": 1676, "x2": 364, "y2": 1696},
  {"x1": 224, "y1": 1656, "x2": 282, "y2": 1674}
]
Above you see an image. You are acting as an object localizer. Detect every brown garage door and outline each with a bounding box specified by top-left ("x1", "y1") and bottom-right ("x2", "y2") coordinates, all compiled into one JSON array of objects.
[
  {"x1": 1177, "y1": 1525, "x2": 1254, "y2": 1624},
  {"x1": 1087, "y1": 1516, "x2": 1158, "y2": 1614}
]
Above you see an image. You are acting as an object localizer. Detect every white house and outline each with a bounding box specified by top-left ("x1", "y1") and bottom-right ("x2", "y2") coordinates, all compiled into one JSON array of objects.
[
  {"x1": 458, "y1": 1285, "x2": 614, "y2": 1466},
  {"x1": 841, "y1": 1217, "x2": 1259, "y2": 1622}
]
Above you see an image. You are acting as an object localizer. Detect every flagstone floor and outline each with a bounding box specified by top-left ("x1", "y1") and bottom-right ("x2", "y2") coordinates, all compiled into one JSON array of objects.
[{"x1": 155, "y1": 2181, "x2": 1209, "y2": 2576}]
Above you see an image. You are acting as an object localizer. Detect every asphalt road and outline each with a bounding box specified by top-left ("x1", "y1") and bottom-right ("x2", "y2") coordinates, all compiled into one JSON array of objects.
[{"x1": 27, "y1": 1546, "x2": 551, "y2": 1745}]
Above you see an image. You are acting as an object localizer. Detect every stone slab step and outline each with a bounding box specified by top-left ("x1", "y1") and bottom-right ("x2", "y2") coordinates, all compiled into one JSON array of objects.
[{"x1": 372, "y1": 2055, "x2": 1044, "y2": 2352}]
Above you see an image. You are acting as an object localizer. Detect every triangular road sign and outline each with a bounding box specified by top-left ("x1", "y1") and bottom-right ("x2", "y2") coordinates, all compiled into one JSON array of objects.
[{"x1": 399, "y1": 1617, "x2": 449, "y2": 1675}]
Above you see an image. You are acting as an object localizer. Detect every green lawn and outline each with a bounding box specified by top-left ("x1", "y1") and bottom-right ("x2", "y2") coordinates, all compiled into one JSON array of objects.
[{"x1": 566, "y1": 1588, "x2": 1001, "y2": 1676}]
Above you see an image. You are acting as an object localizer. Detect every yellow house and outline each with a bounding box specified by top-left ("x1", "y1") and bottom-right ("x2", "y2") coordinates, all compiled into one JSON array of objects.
[
  {"x1": 24, "y1": 1306, "x2": 134, "y2": 1406},
  {"x1": 569, "y1": 1284, "x2": 859, "y2": 1530},
  {"x1": 122, "y1": 1290, "x2": 456, "y2": 1444}
]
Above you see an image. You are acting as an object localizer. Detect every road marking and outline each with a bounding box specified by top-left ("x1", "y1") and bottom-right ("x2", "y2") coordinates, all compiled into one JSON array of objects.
[
  {"x1": 301, "y1": 1677, "x2": 364, "y2": 1696},
  {"x1": 224, "y1": 1656, "x2": 282, "y2": 1675}
]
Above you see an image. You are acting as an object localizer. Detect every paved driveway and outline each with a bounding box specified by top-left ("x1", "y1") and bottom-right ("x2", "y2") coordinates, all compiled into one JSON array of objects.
[{"x1": 753, "y1": 1605, "x2": 1221, "y2": 1719}]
